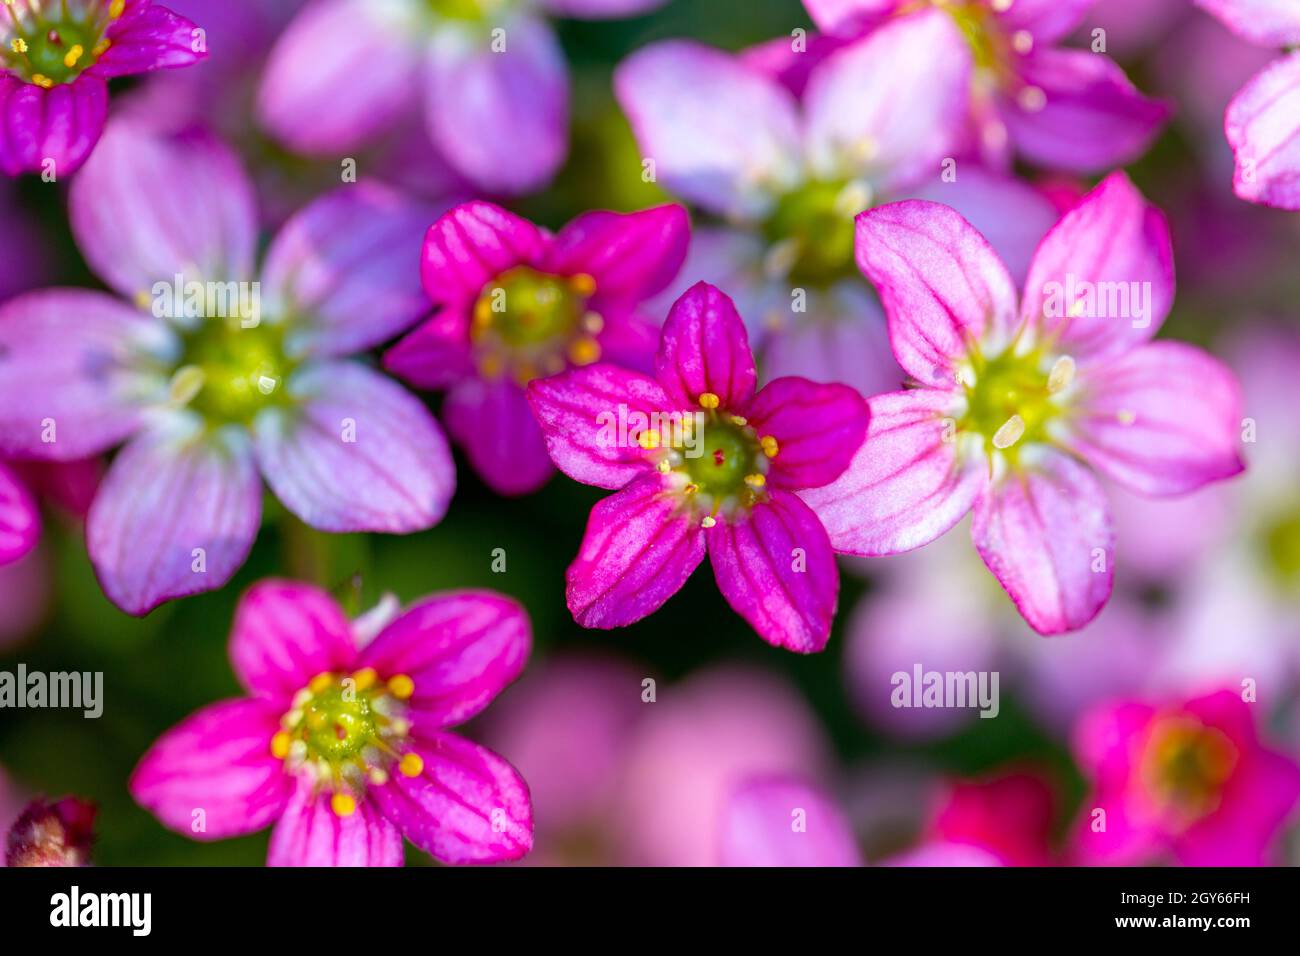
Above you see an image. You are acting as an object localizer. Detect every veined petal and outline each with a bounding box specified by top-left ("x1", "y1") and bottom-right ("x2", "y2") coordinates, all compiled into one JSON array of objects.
[
  {"x1": 544, "y1": 204, "x2": 690, "y2": 306},
  {"x1": 708, "y1": 491, "x2": 838, "y2": 653},
  {"x1": 421, "y1": 201, "x2": 548, "y2": 308},
  {"x1": 742, "y1": 377, "x2": 869, "y2": 490},
  {"x1": 0, "y1": 73, "x2": 107, "y2": 177},
  {"x1": 443, "y1": 375, "x2": 554, "y2": 496},
  {"x1": 1225, "y1": 53, "x2": 1300, "y2": 210},
  {"x1": 254, "y1": 362, "x2": 455, "y2": 533},
  {"x1": 971, "y1": 448, "x2": 1114, "y2": 635},
  {"x1": 1194, "y1": 0, "x2": 1300, "y2": 47},
  {"x1": 91, "y1": 1, "x2": 207, "y2": 77},
  {"x1": 655, "y1": 282, "x2": 758, "y2": 411},
  {"x1": 801, "y1": 389, "x2": 985, "y2": 555},
  {"x1": 267, "y1": 777, "x2": 403, "y2": 867},
  {"x1": 0, "y1": 462, "x2": 39, "y2": 566},
  {"x1": 720, "y1": 776, "x2": 861, "y2": 866}
]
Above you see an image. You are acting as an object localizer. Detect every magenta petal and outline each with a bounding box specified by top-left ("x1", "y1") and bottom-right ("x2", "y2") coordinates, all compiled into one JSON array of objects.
[
  {"x1": 1194, "y1": 0, "x2": 1300, "y2": 47},
  {"x1": 229, "y1": 580, "x2": 358, "y2": 701},
  {"x1": 93, "y1": 2, "x2": 207, "y2": 77},
  {"x1": 720, "y1": 776, "x2": 862, "y2": 867},
  {"x1": 708, "y1": 491, "x2": 838, "y2": 653},
  {"x1": 420, "y1": 201, "x2": 548, "y2": 308},
  {"x1": 130, "y1": 698, "x2": 292, "y2": 839},
  {"x1": 254, "y1": 362, "x2": 454, "y2": 533},
  {"x1": 566, "y1": 473, "x2": 705, "y2": 628},
  {"x1": 382, "y1": 310, "x2": 474, "y2": 390},
  {"x1": 1021, "y1": 172, "x2": 1174, "y2": 359},
  {"x1": 358, "y1": 591, "x2": 531, "y2": 730},
  {"x1": 802, "y1": 0, "x2": 896, "y2": 34},
  {"x1": 994, "y1": 0, "x2": 1095, "y2": 45},
  {"x1": 855, "y1": 201, "x2": 1018, "y2": 388},
  {"x1": 1225, "y1": 53, "x2": 1300, "y2": 210},
  {"x1": 544, "y1": 204, "x2": 690, "y2": 305},
  {"x1": 424, "y1": 14, "x2": 567, "y2": 194},
  {"x1": 971, "y1": 450, "x2": 1114, "y2": 635},
  {"x1": 87, "y1": 425, "x2": 262, "y2": 616},
  {"x1": 371, "y1": 733, "x2": 533, "y2": 864},
  {"x1": 0, "y1": 462, "x2": 39, "y2": 566},
  {"x1": 655, "y1": 282, "x2": 757, "y2": 411},
  {"x1": 801, "y1": 389, "x2": 986, "y2": 556},
  {"x1": 1068, "y1": 342, "x2": 1245, "y2": 496},
  {"x1": 0, "y1": 73, "x2": 107, "y2": 177},
  {"x1": 260, "y1": 183, "x2": 440, "y2": 359},
  {"x1": 537, "y1": 0, "x2": 668, "y2": 16},
  {"x1": 267, "y1": 777, "x2": 403, "y2": 867},
  {"x1": 443, "y1": 375, "x2": 554, "y2": 496},
  {"x1": 742, "y1": 377, "x2": 869, "y2": 490}
]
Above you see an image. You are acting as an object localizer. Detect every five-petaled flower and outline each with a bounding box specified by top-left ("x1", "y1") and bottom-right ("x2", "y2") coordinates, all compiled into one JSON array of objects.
[
  {"x1": 527, "y1": 281, "x2": 870, "y2": 652},
  {"x1": 0, "y1": 0, "x2": 205, "y2": 176},
  {"x1": 384, "y1": 199, "x2": 689, "y2": 496},
  {"x1": 131, "y1": 580, "x2": 534, "y2": 866},
  {"x1": 802, "y1": 172, "x2": 1245, "y2": 634}
]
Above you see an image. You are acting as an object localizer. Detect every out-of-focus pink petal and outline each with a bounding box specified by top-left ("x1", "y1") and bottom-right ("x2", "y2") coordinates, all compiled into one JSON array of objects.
[
  {"x1": 229, "y1": 580, "x2": 357, "y2": 702},
  {"x1": 1225, "y1": 53, "x2": 1300, "y2": 210},
  {"x1": 537, "y1": 0, "x2": 667, "y2": 16},
  {"x1": 1178, "y1": 749, "x2": 1300, "y2": 866},
  {"x1": 971, "y1": 449, "x2": 1114, "y2": 635},
  {"x1": 544, "y1": 204, "x2": 689, "y2": 305},
  {"x1": 87, "y1": 424, "x2": 262, "y2": 616},
  {"x1": 525, "y1": 364, "x2": 667, "y2": 489},
  {"x1": 708, "y1": 491, "x2": 838, "y2": 653},
  {"x1": 854, "y1": 201, "x2": 1018, "y2": 388},
  {"x1": 0, "y1": 74, "x2": 107, "y2": 177},
  {"x1": 720, "y1": 775, "x2": 861, "y2": 866},
  {"x1": 1194, "y1": 0, "x2": 1300, "y2": 47},
  {"x1": 567, "y1": 473, "x2": 704, "y2": 628},
  {"x1": 267, "y1": 776, "x2": 403, "y2": 867},
  {"x1": 358, "y1": 591, "x2": 531, "y2": 730},
  {"x1": 0, "y1": 462, "x2": 38, "y2": 566},
  {"x1": 254, "y1": 362, "x2": 454, "y2": 532},
  {"x1": 883, "y1": 842, "x2": 1004, "y2": 866},
  {"x1": 130, "y1": 698, "x2": 292, "y2": 839},
  {"x1": 654, "y1": 282, "x2": 757, "y2": 411},
  {"x1": 802, "y1": 390, "x2": 984, "y2": 555},
  {"x1": 802, "y1": 0, "x2": 897, "y2": 34},
  {"x1": 742, "y1": 377, "x2": 869, "y2": 490},
  {"x1": 420, "y1": 201, "x2": 548, "y2": 308},
  {"x1": 443, "y1": 374, "x2": 554, "y2": 496},
  {"x1": 1067, "y1": 342, "x2": 1245, "y2": 496},
  {"x1": 739, "y1": 32, "x2": 849, "y2": 99},
  {"x1": 382, "y1": 310, "x2": 474, "y2": 390},
  {"x1": 92, "y1": 1, "x2": 207, "y2": 77},
  {"x1": 994, "y1": 0, "x2": 1094, "y2": 45},
  {"x1": 614, "y1": 40, "x2": 802, "y2": 220}
]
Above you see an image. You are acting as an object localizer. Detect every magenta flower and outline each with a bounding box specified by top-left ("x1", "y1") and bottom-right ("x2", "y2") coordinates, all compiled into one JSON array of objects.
[
  {"x1": 804, "y1": 172, "x2": 1245, "y2": 634},
  {"x1": 0, "y1": 119, "x2": 455, "y2": 615},
  {"x1": 257, "y1": 0, "x2": 665, "y2": 196},
  {"x1": 1195, "y1": 0, "x2": 1300, "y2": 208},
  {"x1": 0, "y1": 0, "x2": 204, "y2": 176},
  {"x1": 0, "y1": 460, "x2": 37, "y2": 567},
  {"x1": 1072, "y1": 689, "x2": 1300, "y2": 865},
  {"x1": 131, "y1": 580, "x2": 533, "y2": 866},
  {"x1": 526, "y1": 282, "x2": 869, "y2": 652},
  {"x1": 384, "y1": 200, "x2": 689, "y2": 496}
]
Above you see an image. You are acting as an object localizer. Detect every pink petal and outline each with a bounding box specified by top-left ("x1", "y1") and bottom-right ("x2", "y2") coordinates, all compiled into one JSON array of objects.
[
  {"x1": 1194, "y1": 0, "x2": 1300, "y2": 47},
  {"x1": 0, "y1": 462, "x2": 39, "y2": 566},
  {"x1": 566, "y1": 473, "x2": 705, "y2": 628},
  {"x1": 253, "y1": 362, "x2": 455, "y2": 533},
  {"x1": 654, "y1": 282, "x2": 757, "y2": 411},
  {"x1": 382, "y1": 309, "x2": 474, "y2": 390},
  {"x1": 1020, "y1": 171, "x2": 1174, "y2": 360},
  {"x1": 130, "y1": 698, "x2": 292, "y2": 839},
  {"x1": 0, "y1": 73, "x2": 106, "y2": 177},
  {"x1": 92, "y1": 1, "x2": 207, "y2": 77},
  {"x1": 358, "y1": 591, "x2": 531, "y2": 730},
  {"x1": 708, "y1": 491, "x2": 839, "y2": 653},
  {"x1": 420, "y1": 201, "x2": 548, "y2": 308},
  {"x1": 229, "y1": 580, "x2": 358, "y2": 701},
  {"x1": 801, "y1": 0, "x2": 897, "y2": 34},
  {"x1": 1225, "y1": 53, "x2": 1300, "y2": 210},
  {"x1": 971, "y1": 449, "x2": 1114, "y2": 634},
  {"x1": 443, "y1": 375, "x2": 555, "y2": 496},
  {"x1": 742, "y1": 377, "x2": 869, "y2": 490},
  {"x1": 993, "y1": 0, "x2": 1095, "y2": 45},
  {"x1": 801, "y1": 389, "x2": 986, "y2": 555},
  {"x1": 267, "y1": 777, "x2": 403, "y2": 867},
  {"x1": 720, "y1": 775, "x2": 861, "y2": 866},
  {"x1": 537, "y1": 0, "x2": 668, "y2": 15},
  {"x1": 854, "y1": 200, "x2": 1019, "y2": 388},
  {"x1": 87, "y1": 425, "x2": 262, "y2": 616},
  {"x1": 1067, "y1": 342, "x2": 1245, "y2": 496},
  {"x1": 525, "y1": 363, "x2": 668, "y2": 489},
  {"x1": 370, "y1": 733, "x2": 533, "y2": 864},
  {"x1": 1178, "y1": 749, "x2": 1300, "y2": 866},
  {"x1": 543, "y1": 204, "x2": 690, "y2": 305},
  {"x1": 614, "y1": 40, "x2": 802, "y2": 219}
]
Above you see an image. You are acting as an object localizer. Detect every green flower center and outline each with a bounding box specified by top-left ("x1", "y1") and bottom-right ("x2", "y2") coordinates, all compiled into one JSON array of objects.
[
  {"x1": 298, "y1": 683, "x2": 377, "y2": 762},
  {"x1": 958, "y1": 345, "x2": 1074, "y2": 463},
  {"x1": 1261, "y1": 501, "x2": 1300, "y2": 590},
  {"x1": 171, "y1": 320, "x2": 295, "y2": 427},
  {"x1": 682, "y1": 418, "x2": 760, "y2": 498},
  {"x1": 1140, "y1": 716, "x2": 1237, "y2": 827},
  {"x1": 762, "y1": 179, "x2": 869, "y2": 288},
  {"x1": 1, "y1": 0, "x2": 121, "y2": 87},
  {"x1": 946, "y1": 2, "x2": 1002, "y2": 72}
]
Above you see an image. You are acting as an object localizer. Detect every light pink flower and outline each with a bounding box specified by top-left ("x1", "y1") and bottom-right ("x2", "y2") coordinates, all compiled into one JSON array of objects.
[{"x1": 719, "y1": 775, "x2": 862, "y2": 867}]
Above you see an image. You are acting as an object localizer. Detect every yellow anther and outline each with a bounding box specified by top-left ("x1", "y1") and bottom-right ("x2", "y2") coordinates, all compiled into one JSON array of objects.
[
  {"x1": 368, "y1": 768, "x2": 389, "y2": 786},
  {"x1": 387, "y1": 674, "x2": 415, "y2": 700},
  {"x1": 744, "y1": 473, "x2": 766, "y2": 489},
  {"x1": 352, "y1": 667, "x2": 377, "y2": 692},
  {"x1": 31, "y1": 74, "x2": 53, "y2": 89},
  {"x1": 698, "y1": 392, "x2": 720, "y2": 410},
  {"x1": 474, "y1": 297, "x2": 493, "y2": 327},
  {"x1": 582, "y1": 311, "x2": 604, "y2": 334},
  {"x1": 730, "y1": 415, "x2": 748, "y2": 426},
  {"x1": 399, "y1": 753, "x2": 425, "y2": 778},
  {"x1": 109, "y1": 0, "x2": 126, "y2": 18},
  {"x1": 270, "y1": 732, "x2": 291, "y2": 760},
  {"x1": 63, "y1": 44, "x2": 84, "y2": 69},
  {"x1": 683, "y1": 482, "x2": 698, "y2": 495},
  {"x1": 701, "y1": 516, "x2": 717, "y2": 529},
  {"x1": 308, "y1": 672, "x2": 334, "y2": 695},
  {"x1": 1047, "y1": 355, "x2": 1076, "y2": 394},
  {"x1": 992, "y1": 414, "x2": 1026, "y2": 450},
  {"x1": 568, "y1": 273, "x2": 596, "y2": 297},
  {"x1": 568, "y1": 336, "x2": 601, "y2": 366},
  {"x1": 656, "y1": 459, "x2": 671, "y2": 473},
  {"x1": 637, "y1": 429, "x2": 661, "y2": 450},
  {"x1": 330, "y1": 792, "x2": 357, "y2": 818},
  {"x1": 760, "y1": 435, "x2": 779, "y2": 458},
  {"x1": 10, "y1": 38, "x2": 27, "y2": 54},
  {"x1": 93, "y1": 39, "x2": 111, "y2": 57},
  {"x1": 167, "y1": 364, "x2": 205, "y2": 407}
]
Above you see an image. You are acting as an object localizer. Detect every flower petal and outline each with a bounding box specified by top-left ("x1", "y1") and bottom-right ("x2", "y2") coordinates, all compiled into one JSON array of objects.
[
  {"x1": 420, "y1": 201, "x2": 549, "y2": 308},
  {"x1": 971, "y1": 449, "x2": 1114, "y2": 635},
  {"x1": 720, "y1": 775, "x2": 861, "y2": 866},
  {"x1": 854, "y1": 200, "x2": 1019, "y2": 389},
  {"x1": 371, "y1": 733, "x2": 533, "y2": 864},
  {"x1": 708, "y1": 491, "x2": 839, "y2": 653},
  {"x1": 1193, "y1": 0, "x2": 1300, "y2": 47},
  {"x1": 229, "y1": 580, "x2": 358, "y2": 701},
  {"x1": 87, "y1": 424, "x2": 262, "y2": 616},
  {"x1": 1225, "y1": 53, "x2": 1300, "y2": 210},
  {"x1": 0, "y1": 462, "x2": 39, "y2": 566},
  {"x1": 0, "y1": 73, "x2": 107, "y2": 177},
  {"x1": 801, "y1": 389, "x2": 985, "y2": 555},
  {"x1": 254, "y1": 362, "x2": 455, "y2": 533},
  {"x1": 655, "y1": 282, "x2": 758, "y2": 411},
  {"x1": 267, "y1": 777, "x2": 403, "y2": 867},
  {"x1": 742, "y1": 377, "x2": 869, "y2": 490},
  {"x1": 382, "y1": 310, "x2": 475, "y2": 390},
  {"x1": 443, "y1": 375, "x2": 554, "y2": 496},
  {"x1": 566, "y1": 473, "x2": 705, "y2": 628},
  {"x1": 994, "y1": 0, "x2": 1095, "y2": 45},
  {"x1": 543, "y1": 204, "x2": 690, "y2": 305},
  {"x1": 802, "y1": 0, "x2": 896, "y2": 34},
  {"x1": 358, "y1": 591, "x2": 531, "y2": 730},
  {"x1": 614, "y1": 40, "x2": 802, "y2": 220},
  {"x1": 92, "y1": 1, "x2": 207, "y2": 77},
  {"x1": 537, "y1": 0, "x2": 668, "y2": 16},
  {"x1": 130, "y1": 698, "x2": 292, "y2": 839}
]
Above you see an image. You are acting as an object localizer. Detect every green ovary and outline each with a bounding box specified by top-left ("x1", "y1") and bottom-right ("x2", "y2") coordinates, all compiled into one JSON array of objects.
[
  {"x1": 428, "y1": 0, "x2": 492, "y2": 21},
  {"x1": 682, "y1": 419, "x2": 760, "y2": 500},
  {"x1": 958, "y1": 345, "x2": 1069, "y2": 461},
  {"x1": 1, "y1": 0, "x2": 118, "y2": 87},
  {"x1": 1261, "y1": 504, "x2": 1300, "y2": 589},
  {"x1": 471, "y1": 266, "x2": 602, "y2": 384},
  {"x1": 174, "y1": 320, "x2": 295, "y2": 426},
  {"x1": 297, "y1": 684, "x2": 378, "y2": 763},
  {"x1": 762, "y1": 179, "x2": 863, "y2": 288}
]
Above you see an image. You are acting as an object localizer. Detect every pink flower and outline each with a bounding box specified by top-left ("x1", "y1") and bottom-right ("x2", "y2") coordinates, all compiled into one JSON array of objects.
[
  {"x1": 0, "y1": 459, "x2": 37, "y2": 567},
  {"x1": 719, "y1": 775, "x2": 862, "y2": 867},
  {"x1": 804, "y1": 172, "x2": 1245, "y2": 634},
  {"x1": 1195, "y1": 0, "x2": 1300, "y2": 208},
  {"x1": 1072, "y1": 689, "x2": 1300, "y2": 865},
  {"x1": 131, "y1": 580, "x2": 534, "y2": 867},
  {"x1": 527, "y1": 281, "x2": 870, "y2": 652},
  {"x1": 384, "y1": 200, "x2": 689, "y2": 496},
  {"x1": 0, "y1": 119, "x2": 455, "y2": 615},
  {"x1": 0, "y1": 0, "x2": 205, "y2": 176}
]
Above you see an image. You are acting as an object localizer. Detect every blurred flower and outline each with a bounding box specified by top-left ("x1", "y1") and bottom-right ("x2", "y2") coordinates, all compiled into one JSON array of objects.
[
  {"x1": 719, "y1": 775, "x2": 862, "y2": 866},
  {"x1": 385, "y1": 199, "x2": 689, "y2": 495},
  {"x1": 0, "y1": 119, "x2": 455, "y2": 615},
  {"x1": 4, "y1": 795, "x2": 96, "y2": 866},
  {"x1": 1072, "y1": 689, "x2": 1300, "y2": 865},
  {"x1": 528, "y1": 282, "x2": 869, "y2": 651},
  {"x1": 0, "y1": 181, "x2": 51, "y2": 299},
  {"x1": 0, "y1": 459, "x2": 38, "y2": 567},
  {"x1": 804, "y1": 173, "x2": 1245, "y2": 634},
  {"x1": 131, "y1": 580, "x2": 534, "y2": 866},
  {"x1": 0, "y1": 0, "x2": 205, "y2": 176}
]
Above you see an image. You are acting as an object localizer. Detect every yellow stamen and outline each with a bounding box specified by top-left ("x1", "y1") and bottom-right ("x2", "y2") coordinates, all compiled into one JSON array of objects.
[
  {"x1": 568, "y1": 273, "x2": 596, "y2": 297},
  {"x1": 308, "y1": 672, "x2": 334, "y2": 695},
  {"x1": 656, "y1": 459, "x2": 671, "y2": 473},
  {"x1": 637, "y1": 429, "x2": 661, "y2": 450},
  {"x1": 760, "y1": 435, "x2": 779, "y2": 458},
  {"x1": 744, "y1": 473, "x2": 766, "y2": 489},
  {"x1": 992, "y1": 414, "x2": 1026, "y2": 450},
  {"x1": 330, "y1": 792, "x2": 357, "y2": 818},
  {"x1": 698, "y1": 392, "x2": 720, "y2": 410},
  {"x1": 568, "y1": 336, "x2": 601, "y2": 366},
  {"x1": 10, "y1": 38, "x2": 27, "y2": 54},
  {"x1": 352, "y1": 667, "x2": 377, "y2": 692},
  {"x1": 399, "y1": 753, "x2": 424, "y2": 778},
  {"x1": 31, "y1": 74, "x2": 53, "y2": 89},
  {"x1": 474, "y1": 297, "x2": 493, "y2": 327},
  {"x1": 368, "y1": 768, "x2": 389, "y2": 786},
  {"x1": 1047, "y1": 355, "x2": 1076, "y2": 394},
  {"x1": 63, "y1": 44, "x2": 84, "y2": 69},
  {"x1": 270, "y1": 732, "x2": 291, "y2": 760},
  {"x1": 92, "y1": 39, "x2": 111, "y2": 57},
  {"x1": 109, "y1": 0, "x2": 126, "y2": 18},
  {"x1": 167, "y1": 364, "x2": 205, "y2": 407},
  {"x1": 387, "y1": 674, "x2": 415, "y2": 700},
  {"x1": 683, "y1": 482, "x2": 698, "y2": 495},
  {"x1": 729, "y1": 415, "x2": 748, "y2": 427}
]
